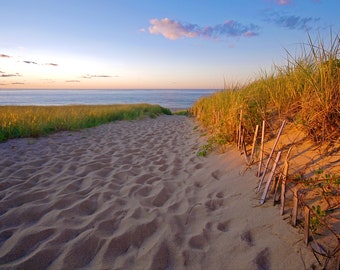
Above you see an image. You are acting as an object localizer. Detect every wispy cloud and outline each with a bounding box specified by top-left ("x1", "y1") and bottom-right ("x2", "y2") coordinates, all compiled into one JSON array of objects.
[
  {"x1": 45, "y1": 63, "x2": 58, "y2": 67},
  {"x1": 23, "y1": 60, "x2": 38, "y2": 65},
  {"x1": 274, "y1": 0, "x2": 292, "y2": 5},
  {"x1": 0, "y1": 53, "x2": 58, "y2": 67},
  {"x1": 0, "y1": 71, "x2": 21, "y2": 77},
  {"x1": 148, "y1": 18, "x2": 259, "y2": 40},
  {"x1": 23, "y1": 60, "x2": 58, "y2": 66},
  {"x1": 272, "y1": 0, "x2": 320, "y2": 4},
  {"x1": 264, "y1": 11, "x2": 320, "y2": 30},
  {"x1": 65, "y1": 80, "x2": 80, "y2": 83},
  {"x1": 80, "y1": 74, "x2": 118, "y2": 79}
]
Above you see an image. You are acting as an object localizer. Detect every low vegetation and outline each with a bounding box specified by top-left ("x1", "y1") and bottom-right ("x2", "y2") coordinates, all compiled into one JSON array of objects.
[
  {"x1": 0, "y1": 103, "x2": 172, "y2": 142},
  {"x1": 191, "y1": 32, "x2": 340, "y2": 145}
]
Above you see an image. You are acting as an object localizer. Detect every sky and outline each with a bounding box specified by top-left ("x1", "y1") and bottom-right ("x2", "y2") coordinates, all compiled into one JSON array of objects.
[{"x1": 0, "y1": 0, "x2": 339, "y2": 90}]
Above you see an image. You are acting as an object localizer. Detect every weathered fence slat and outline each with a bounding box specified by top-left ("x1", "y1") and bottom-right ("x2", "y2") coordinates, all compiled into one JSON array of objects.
[
  {"x1": 292, "y1": 188, "x2": 299, "y2": 227},
  {"x1": 257, "y1": 120, "x2": 286, "y2": 192},
  {"x1": 280, "y1": 147, "x2": 292, "y2": 215},
  {"x1": 260, "y1": 151, "x2": 282, "y2": 205},
  {"x1": 304, "y1": 206, "x2": 310, "y2": 245},
  {"x1": 250, "y1": 124, "x2": 259, "y2": 163},
  {"x1": 280, "y1": 177, "x2": 286, "y2": 215},
  {"x1": 237, "y1": 110, "x2": 243, "y2": 150},
  {"x1": 257, "y1": 120, "x2": 265, "y2": 177}
]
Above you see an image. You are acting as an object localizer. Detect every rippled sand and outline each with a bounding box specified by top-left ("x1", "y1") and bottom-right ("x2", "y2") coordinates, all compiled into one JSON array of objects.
[{"x1": 0, "y1": 115, "x2": 315, "y2": 269}]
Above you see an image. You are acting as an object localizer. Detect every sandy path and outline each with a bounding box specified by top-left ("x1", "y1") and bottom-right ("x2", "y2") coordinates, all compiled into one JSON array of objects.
[{"x1": 0, "y1": 115, "x2": 315, "y2": 269}]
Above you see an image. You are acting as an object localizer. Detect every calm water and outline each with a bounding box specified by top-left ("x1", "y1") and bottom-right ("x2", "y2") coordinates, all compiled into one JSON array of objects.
[{"x1": 0, "y1": 89, "x2": 217, "y2": 109}]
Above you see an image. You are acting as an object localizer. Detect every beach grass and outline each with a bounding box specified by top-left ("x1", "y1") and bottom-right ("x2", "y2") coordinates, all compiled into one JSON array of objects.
[
  {"x1": 0, "y1": 103, "x2": 172, "y2": 142},
  {"x1": 190, "y1": 31, "x2": 340, "y2": 145}
]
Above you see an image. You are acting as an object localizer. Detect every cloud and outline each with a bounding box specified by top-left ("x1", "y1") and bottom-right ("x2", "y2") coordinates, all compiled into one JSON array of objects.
[
  {"x1": 11, "y1": 82, "x2": 25, "y2": 85},
  {"x1": 0, "y1": 54, "x2": 11, "y2": 58},
  {"x1": 65, "y1": 80, "x2": 80, "y2": 83},
  {"x1": 80, "y1": 74, "x2": 117, "y2": 79},
  {"x1": 23, "y1": 60, "x2": 38, "y2": 65},
  {"x1": 149, "y1": 18, "x2": 199, "y2": 40},
  {"x1": 45, "y1": 63, "x2": 58, "y2": 67},
  {"x1": 0, "y1": 71, "x2": 21, "y2": 77},
  {"x1": 271, "y1": 0, "x2": 319, "y2": 4},
  {"x1": 275, "y1": 0, "x2": 292, "y2": 5},
  {"x1": 148, "y1": 18, "x2": 259, "y2": 40},
  {"x1": 264, "y1": 11, "x2": 320, "y2": 30}
]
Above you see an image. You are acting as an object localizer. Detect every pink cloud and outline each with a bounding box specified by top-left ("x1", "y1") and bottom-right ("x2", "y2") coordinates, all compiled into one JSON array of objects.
[
  {"x1": 277, "y1": 0, "x2": 292, "y2": 5},
  {"x1": 148, "y1": 18, "x2": 259, "y2": 41},
  {"x1": 149, "y1": 18, "x2": 199, "y2": 40}
]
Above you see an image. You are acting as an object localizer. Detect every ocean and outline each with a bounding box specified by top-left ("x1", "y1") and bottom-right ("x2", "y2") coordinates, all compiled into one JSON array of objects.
[{"x1": 0, "y1": 89, "x2": 217, "y2": 109}]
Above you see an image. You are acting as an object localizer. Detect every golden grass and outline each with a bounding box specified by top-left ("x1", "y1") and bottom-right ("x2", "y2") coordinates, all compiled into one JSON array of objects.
[
  {"x1": 0, "y1": 104, "x2": 172, "y2": 142},
  {"x1": 191, "y1": 31, "x2": 340, "y2": 145}
]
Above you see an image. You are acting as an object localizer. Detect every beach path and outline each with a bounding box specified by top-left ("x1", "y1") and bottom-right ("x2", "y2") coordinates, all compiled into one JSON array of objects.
[{"x1": 0, "y1": 115, "x2": 315, "y2": 269}]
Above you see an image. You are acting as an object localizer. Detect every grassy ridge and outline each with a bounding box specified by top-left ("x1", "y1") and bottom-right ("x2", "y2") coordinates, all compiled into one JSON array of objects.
[
  {"x1": 191, "y1": 32, "x2": 340, "y2": 145},
  {"x1": 0, "y1": 103, "x2": 172, "y2": 142}
]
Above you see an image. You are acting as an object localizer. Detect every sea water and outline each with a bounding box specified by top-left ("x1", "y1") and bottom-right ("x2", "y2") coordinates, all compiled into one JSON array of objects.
[{"x1": 0, "y1": 89, "x2": 217, "y2": 109}]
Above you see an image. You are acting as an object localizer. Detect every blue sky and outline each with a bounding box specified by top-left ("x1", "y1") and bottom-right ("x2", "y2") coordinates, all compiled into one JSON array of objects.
[{"x1": 0, "y1": 0, "x2": 339, "y2": 89}]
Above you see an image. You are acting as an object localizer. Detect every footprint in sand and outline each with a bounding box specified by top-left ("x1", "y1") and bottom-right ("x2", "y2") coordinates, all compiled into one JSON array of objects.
[
  {"x1": 241, "y1": 230, "x2": 254, "y2": 247},
  {"x1": 254, "y1": 247, "x2": 270, "y2": 270},
  {"x1": 217, "y1": 220, "x2": 229, "y2": 232},
  {"x1": 211, "y1": 169, "x2": 224, "y2": 180},
  {"x1": 194, "y1": 163, "x2": 204, "y2": 169},
  {"x1": 216, "y1": 192, "x2": 224, "y2": 198},
  {"x1": 204, "y1": 198, "x2": 223, "y2": 211},
  {"x1": 188, "y1": 233, "x2": 208, "y2": 250}
]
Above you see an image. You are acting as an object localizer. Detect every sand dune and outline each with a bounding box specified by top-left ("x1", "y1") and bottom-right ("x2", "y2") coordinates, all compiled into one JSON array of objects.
[{"x1": 0, "y1": 115, "x2": 316, "y2": 269}]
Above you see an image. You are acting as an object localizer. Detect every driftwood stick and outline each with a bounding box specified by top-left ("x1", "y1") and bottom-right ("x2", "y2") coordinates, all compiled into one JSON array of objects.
[
  {"x1": 273, "y1": 175, "x2": 281, "y2": 205},
  {"x1": 260, "y1": 151, "x2": 282, "y2": 205},
  {"x1": 280, "y1": 147, "x2": 292, "y2": 214},
  {"x1": 271, "y1": 175, "x2": 278, "y2": 194},
  {"x1": 242, "y1": 139, "x2": 251, "y2": 165},
  {"x1": 257, "y1": 120, "x2": 286, "y2": 192},
  {"x1": 250, "y1": 124, "x2": 259, "y2": 163},
  {"x1": 237, "y1": 110, "x2": 243, "y2": 150},
  {"x1": 304, "y1": 206, "x2": 310, "y2": 245},
  {"x1": 280, "y1": 176, "x2": 286, "y2": 215},
  {"x1": 235, "y1": 123, "x2": 238, "y2": 145},
  {"x1": 292, "y1": 187, "x2": 299, "y2": 227},
  {"x1": 240, "y1": 128, "x2": 245, "y2": 152},
  {"x1": 257, "y1": 120, "x2": 265, "y2": 177}
]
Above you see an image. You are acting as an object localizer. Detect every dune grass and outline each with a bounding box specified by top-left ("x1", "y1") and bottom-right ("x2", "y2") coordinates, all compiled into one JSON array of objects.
[
  {"x1": 190, "y1": 31, "x2": 340, "y2": 145},
  {"x1": 0, "y1": 103, "x2": 172, "y2": 142}
]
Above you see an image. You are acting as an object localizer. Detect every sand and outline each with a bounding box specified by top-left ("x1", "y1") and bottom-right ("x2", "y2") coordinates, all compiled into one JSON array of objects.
[{"x1": 0, "y1": 115, "x2": 318, "y2": 269}]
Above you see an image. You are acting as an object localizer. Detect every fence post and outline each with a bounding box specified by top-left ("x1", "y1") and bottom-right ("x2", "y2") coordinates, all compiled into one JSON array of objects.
[
  {"x1": 280, "y1": 147, "x2": 292, "y2": 214},
  {"x1": 257, "y1": 120, "x2": 265, "y2": 177},
  {"x1": 237, "y1": 110, "x2": 243, "y2": 150},
  {"x1": 250, "y1": 124, "x2": 259, "y2": 163},
  {"x1": 304, "y1": 206, "x2": 310, "y2": 245},
  {"x1": 257, "y1": 120, "x2": 286, "y2": 192},
  {"x1": 260, "y1": 151, "x2": 282, "y2": 204},
  {"x1": 292, "y1": 188, "x2": 299, "y2": 227},
  {"x1": 280, "y1": 177, "x2": 286, "y2": 215}
]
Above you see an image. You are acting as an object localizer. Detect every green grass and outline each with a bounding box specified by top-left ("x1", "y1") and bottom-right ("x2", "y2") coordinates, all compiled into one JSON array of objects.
[
  {"x1": 173, "y1": 109, "x2": 190, "y2": 116},
  {"x1": 0, "y1": 103, "x2": 172, "y2": 142},
  {"x1": 190, "y1": 31, "x2": 340, "y2": 145}
]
